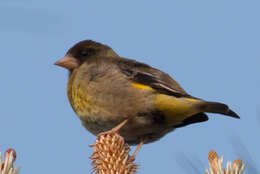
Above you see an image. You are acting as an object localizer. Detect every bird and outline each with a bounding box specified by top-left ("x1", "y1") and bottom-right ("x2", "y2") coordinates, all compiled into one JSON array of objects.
[{"x1": 55, "y1": 40, "x2": 240, "y2": 146}]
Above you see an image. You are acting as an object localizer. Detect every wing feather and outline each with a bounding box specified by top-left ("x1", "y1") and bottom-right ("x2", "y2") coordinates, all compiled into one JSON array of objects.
[{"x1": 116, "y1": 57, "x2": 190, "y2": 97}]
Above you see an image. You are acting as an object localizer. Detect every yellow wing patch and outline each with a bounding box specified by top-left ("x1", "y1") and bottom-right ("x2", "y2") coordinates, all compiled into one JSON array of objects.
[
  {"x1": 132, "y1": 82, "x2": 156, "y2": 92},
  {"x1": 155, "y1": 94, "x2": 201, "y2": 125},
  {"x1": 132, "y1": 82, "x2": 203, "y2": 125}
]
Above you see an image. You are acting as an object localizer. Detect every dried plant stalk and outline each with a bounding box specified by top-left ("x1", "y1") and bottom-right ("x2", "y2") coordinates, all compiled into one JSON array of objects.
[
  {"x1": 0, "y1": 149, "x2": 19, "y2": 174},
  {"x1": 205, "y1": 150, "x2": 245, "y2": 174},
  {"x1": 91, "y1": 132, "x2": 138, "y2": 174}
]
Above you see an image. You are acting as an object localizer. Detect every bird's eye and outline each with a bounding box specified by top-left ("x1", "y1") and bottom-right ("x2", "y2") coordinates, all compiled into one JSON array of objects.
[{"x1": 80, "y1": 50, "x2": 88, "y2": 57}]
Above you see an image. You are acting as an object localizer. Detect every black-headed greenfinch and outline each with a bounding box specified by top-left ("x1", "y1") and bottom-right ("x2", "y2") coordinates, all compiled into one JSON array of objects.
[{"x1": 55, "y1": 40, "x2": 239, "y2": 145}]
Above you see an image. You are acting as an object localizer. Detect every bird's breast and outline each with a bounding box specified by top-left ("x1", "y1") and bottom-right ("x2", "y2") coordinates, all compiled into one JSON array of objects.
[{"x1": 66, "y1": 65, "x2": 166, "y2": 141}]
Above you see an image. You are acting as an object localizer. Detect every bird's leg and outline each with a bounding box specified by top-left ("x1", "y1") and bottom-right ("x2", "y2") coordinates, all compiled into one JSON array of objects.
[
  {"x1": 97, "y1": 119, "x2": 128, "y2": 136},
  {"x1": 131, "y1": 139, "x2": 145, "y2": 160}
]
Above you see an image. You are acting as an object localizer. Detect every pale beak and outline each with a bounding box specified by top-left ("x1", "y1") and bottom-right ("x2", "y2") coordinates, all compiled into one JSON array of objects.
[{"x1": 54, "y1": 55, "x2": 79, "y2": 70}]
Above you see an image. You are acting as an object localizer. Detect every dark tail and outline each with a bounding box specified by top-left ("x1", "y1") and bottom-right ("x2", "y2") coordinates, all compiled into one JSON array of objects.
[{"x1": 199, "y1": 101, "x2": 240, "y2": 119}]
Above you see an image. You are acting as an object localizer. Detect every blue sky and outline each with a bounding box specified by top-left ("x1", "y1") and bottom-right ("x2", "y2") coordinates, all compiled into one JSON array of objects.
[{"x1": 0, "y1": 0, "x2": 259, "y2": 173}]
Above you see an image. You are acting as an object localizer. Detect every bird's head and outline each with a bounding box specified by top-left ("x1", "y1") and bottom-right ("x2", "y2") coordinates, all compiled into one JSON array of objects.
[{"x1": 55, "y1": 40, "x2": 118, "y2": 71}]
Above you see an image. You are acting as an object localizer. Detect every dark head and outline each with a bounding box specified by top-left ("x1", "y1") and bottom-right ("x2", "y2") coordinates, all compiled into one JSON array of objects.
[{"x1": 55, "y1": 40, "x2": 118, "y2": 71}]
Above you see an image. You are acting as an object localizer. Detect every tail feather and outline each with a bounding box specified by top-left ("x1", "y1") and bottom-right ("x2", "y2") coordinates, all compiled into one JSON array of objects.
[
  {"x1": 175, "y1": 112, "x2": 209, "y2": 128},
  {"x1": 199, "y1": 101, "x2": 240, "y2": 119}
]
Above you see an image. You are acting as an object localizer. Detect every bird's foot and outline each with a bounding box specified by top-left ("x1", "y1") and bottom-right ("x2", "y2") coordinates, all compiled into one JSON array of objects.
[
  {"x1": 131, "y1": 140, "x2": 145, "y2": 160},
  {"x1": 97, "y1": 119, "x2": 129, "y2": 137}
]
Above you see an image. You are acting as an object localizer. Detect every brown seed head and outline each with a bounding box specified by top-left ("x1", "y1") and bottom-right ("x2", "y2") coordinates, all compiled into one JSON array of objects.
[{"x1": 91, "y1": 132, "x2": 138, "y2": 174}]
